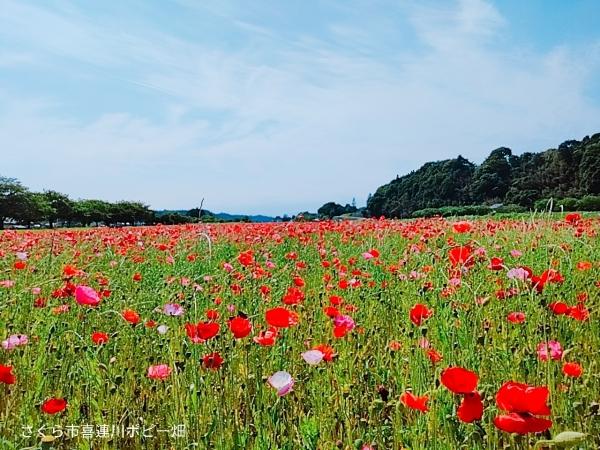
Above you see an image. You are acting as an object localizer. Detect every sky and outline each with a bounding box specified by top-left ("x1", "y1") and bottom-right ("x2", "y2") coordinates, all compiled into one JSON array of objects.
[{"x1": 1, "y1": 0, "x2": 600, "y2": 216}]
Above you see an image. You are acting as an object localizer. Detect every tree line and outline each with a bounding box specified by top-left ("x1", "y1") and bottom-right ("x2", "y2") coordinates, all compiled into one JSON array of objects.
[
  {"x1": 366, "y1": 132, "x2": 600, "y2": 218},
  {"x1": 0, "y1": 177, "x2": 156, "y2": 229}
]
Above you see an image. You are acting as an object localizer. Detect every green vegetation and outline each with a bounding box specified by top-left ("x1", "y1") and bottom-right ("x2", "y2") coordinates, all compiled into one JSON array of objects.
[{"x1": 368, "y1": 133, "x2": 600, "y2": 217}]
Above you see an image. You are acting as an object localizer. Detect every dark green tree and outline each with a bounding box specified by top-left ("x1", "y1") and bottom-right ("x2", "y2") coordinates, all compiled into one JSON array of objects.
[
  {"x1": 0, "y1": 176, "x2": 29, "y2": 229},
  {"x1": 470, "y1": 147, "x2": 512, "y2": 202},
  {"x1": 43, "y1": 190, "x2": 75, "y2": 228}
]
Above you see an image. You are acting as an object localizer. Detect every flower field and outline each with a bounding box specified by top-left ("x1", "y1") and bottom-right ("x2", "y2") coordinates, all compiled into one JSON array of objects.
[{"x1": 0, "y1": 215, "x2": 599, "y2": 449}]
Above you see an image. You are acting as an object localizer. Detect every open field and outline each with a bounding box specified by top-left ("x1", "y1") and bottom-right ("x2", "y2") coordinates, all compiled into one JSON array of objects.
[{"x1": 0, "y1": 215, "x2": 599, "y2": 449}]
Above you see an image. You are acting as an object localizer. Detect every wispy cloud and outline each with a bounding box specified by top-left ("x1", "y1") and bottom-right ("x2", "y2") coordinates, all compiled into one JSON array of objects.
[{"x1": 1, "y1": 0, "x2": 599, "y2": 214}]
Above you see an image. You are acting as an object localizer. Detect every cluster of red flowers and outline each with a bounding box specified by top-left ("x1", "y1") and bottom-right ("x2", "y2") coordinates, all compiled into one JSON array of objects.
[{"x1": 0, "y1": 214, "x2": 596, "y2": 441}]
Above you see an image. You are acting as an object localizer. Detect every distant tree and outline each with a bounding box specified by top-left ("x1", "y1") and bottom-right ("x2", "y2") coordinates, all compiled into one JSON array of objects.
[
  {"x1": 14, "y1": 192, "x2": 53, "y2": 228},
  {"x1": 579, "y1": 143, "x2": 600, "y2": 194},
  {"x1": 159, "y1": 213, "x2": 193, "y2": 225},
  {"x1": 73, "y1": 199, "x2": 112, "y2": 226},
  {"x1": 0, "y1": 176, "x2": 29, "y2": 229},
  {"x1": 187, "y1": 208, "x2": 214, "y2": 221},
  {"x1": 367, "y1": 156, "x2": 475, "y2": 218},
  {"x1": 43, "y1": 190, "x2": 74, "y2": 228},
  {"x1": 317, "y1": 202, "x2": 346, "y2": 218},
  {"x1": 110, "y1": 201, "x2": 154, "y2": 225},
  {"x1": 470, "y1": 147, "x2": 512, "y2": 203}
]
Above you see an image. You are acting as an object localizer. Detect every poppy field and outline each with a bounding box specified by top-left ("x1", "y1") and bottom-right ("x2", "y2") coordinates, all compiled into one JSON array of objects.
[{"x1": 0, "y1": 214, "x2": 599, "y2": 449}]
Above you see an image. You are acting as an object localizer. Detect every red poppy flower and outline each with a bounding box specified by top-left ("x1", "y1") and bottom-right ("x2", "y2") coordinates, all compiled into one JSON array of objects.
[
  {"x1": 549, "y1": 301, "x2": 569, "y2": 315},
  {"x1": 440, "y1": 367, "x2": 478, "y2": 394},
  {"x1": 427, "y1": 348, "x2": 443, "y2": 364},
  {"x1": 206, "y1": 309, "x2": 219, "y2": 320},
  {"x1": 265, "y1": 307, "x2": 298, "y2": 328},
  {"x1": 41, "y1": 398, "x2": 67, "y2": 414},
  {"x1": 495, "y1": 381, "x2": 550, "y2": 416},
  {"x1": 202, "y1": 352, "x2": 223, "y2": 370},
  {"x1": 409, "y1": 304, "x2": 433, "y2": 326},
  {"x1": 333, "y1": 325, "x2": 350, "y2": 338},
  {"x1": 493, "y1": 413, "x2": 552, "y2": 434},
  {"x1": 324, "y1": 306, "x2": 340, "y2": 318},
  {"x1": 91, "y1": 332, "x2": 109, "y2": 345},
  {"x1": 13, "y1": 260, "x2": 26, "y2": 270},
  {"x1": 400, "y1": 392, "x2": 429, "y2": 412},
  {"x1": 0, "y1": 364, "x2": 16, "y2": 384},
  {"x1": 488, "y1": 257, "x2": 504, "y2": 271},
  {"x1": 313, "y1": 344, "x2": 336, "y2": 361},
  {"x1": 329, "y1": 295, "x2": 343, "y2": 306},
  {"x1": 253, "y1": 326, "x2": 278, "y2": 346},
  {"x1": 562, "y1": 362, "x2": 583, "y2": 378},
  {"x1": 228, "y1": 316, "x2": 252, "y2": 339},
  {"x1": 507, "y1": 312, "x2": 526, "y2": 324},
  {"x1": 282, "y1": 286, "x2": 304, "y2": 305},
  {"x1": 132, "y1": 273, "x2": 142, "y2": 282},
  {"x1": 186, "y1": 321, "x2": 220, "y2": 343},
  {"x1": 449, "y1": 246, "x2": 473, "y2": 267},
  {"x1": 237, "y1": 250, "x2": 254, "y2": 267},
  {"x1": 539, "y1": 269, "x2": 564, "y2": 285},
  {"x1": 568, "y1": 303, "x2": 589, "y2": 321},
  {"x1": 457, "y1": 391, "x2": 483, "y2": 423},
  {"x1": 63, "y1": 265, "x2": 79, "y2": 278},
  {"x1": 259, "y1": 285, "x2": 271, "y2": 296},
  {"x1": 565, "y1": 213, "x2": 581, "y2": 224},
  {"x1": 452, "y1": 221, "x2": 472, "y2": 233},
  {"x1": 122, "y1": 309, "x2": 141, "y2": 325}
]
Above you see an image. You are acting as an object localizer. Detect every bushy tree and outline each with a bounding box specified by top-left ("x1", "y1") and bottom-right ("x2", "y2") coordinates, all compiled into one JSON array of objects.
[
  {"x1": 43, "y1": 190, "x2": 75, "y2": 227},
  {"x1": 0, "y1": 176, "x2": 29, "y2": 229},
  {"x1": 470, "y1": 147, "x2": 512, "y2": 202}
]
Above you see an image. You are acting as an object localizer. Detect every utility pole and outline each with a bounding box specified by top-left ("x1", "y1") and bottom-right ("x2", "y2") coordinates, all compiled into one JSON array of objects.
[{"x1": 198, "y1": 198, "x2": 204, "y2": 221}]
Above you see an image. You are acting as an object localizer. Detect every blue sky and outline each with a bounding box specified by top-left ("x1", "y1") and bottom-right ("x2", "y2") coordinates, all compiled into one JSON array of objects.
[{"x1": 1, "y1": 0, "x2": 599, "y2": 215}]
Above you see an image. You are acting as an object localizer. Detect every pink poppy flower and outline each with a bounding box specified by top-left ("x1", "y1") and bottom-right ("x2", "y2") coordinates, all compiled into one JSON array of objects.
[
  {"x1": 507, "y1": 267, "x2": 529, "y2": 281},
  {"x1": 537, "y1": 341, "x2": 563, "y2": 361},
  {"x1": 268, "y1": 371, "x2": 294, "y2": 396},
  {"x1": 147, "y1": 364, "x2": 172, "y2": 380},
  {"x1": 2, "y1": 334, "x2": 28, "y2": 350},
  {"x1": 163, "y1": 303, "x2": 185, "y2": 316},
  {"x1": 301, "y1": 350, "x2": 324, "y2": 366},
  {"x1": 74, "y1": 285, "x2": 101, "y2": 307}
]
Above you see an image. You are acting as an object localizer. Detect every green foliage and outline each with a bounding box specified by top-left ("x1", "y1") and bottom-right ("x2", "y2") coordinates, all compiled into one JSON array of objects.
[
  {"x1": 577, "y1": 195, "x2": 600, "y2": 211},
  {"x1": 43, "y1": 190, "x2": 75, "y2": 227},
  {"x1": 369, "y1": 156, "x2": 475, "y2": 217},
  {"x1": 317, "y1": 202, "x2": 357, "y2": 218},
  {"x1": 14, "y1": 192, "x2": 54, "y2": 226},
  {"x1": 534, "y1": 196, "x2": 600, "y2": 212},
  {"x1": 0, "y1": 175, "x2": 29, "y2": 228},
  {"x1": 411, "y1": 205, "x2": 491, "y2": 218},
  {"x1": 470, "y1": 147, "x2": 512, "y2": 202},
  {"x1": 369, "y1": 133, "x2": 600, "y2": 217}
]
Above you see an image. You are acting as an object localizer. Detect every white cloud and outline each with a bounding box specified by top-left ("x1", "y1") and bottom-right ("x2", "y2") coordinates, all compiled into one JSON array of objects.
[{"x1": 1, "y1": 0, "x2": 599, "y2": 215}]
